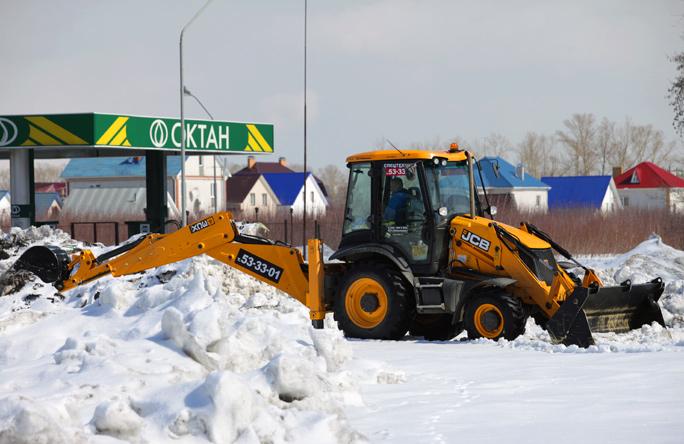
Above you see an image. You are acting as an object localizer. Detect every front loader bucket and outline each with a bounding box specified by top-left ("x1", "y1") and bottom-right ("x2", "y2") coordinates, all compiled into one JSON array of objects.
[
  {"x1": 546, "y1": 278, "x2": 665, "y2": 347},
  {"x1": 12, "y1": 245, "x2": 71, "y2": 284}
]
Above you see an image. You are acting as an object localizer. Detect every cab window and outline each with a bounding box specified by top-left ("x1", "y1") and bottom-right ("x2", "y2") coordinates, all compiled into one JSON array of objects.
[{"x1": 342, "y1": 162, "x2": 372, "y2": 235}]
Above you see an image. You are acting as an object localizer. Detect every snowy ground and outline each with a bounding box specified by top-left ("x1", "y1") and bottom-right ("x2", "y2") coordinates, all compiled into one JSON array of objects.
[
  {"x1": 347, "y1": 236, "x2": 684, "y2": 444},
  {"x1": 0, "y1": 228, "x2": 682, "y2": 443}
]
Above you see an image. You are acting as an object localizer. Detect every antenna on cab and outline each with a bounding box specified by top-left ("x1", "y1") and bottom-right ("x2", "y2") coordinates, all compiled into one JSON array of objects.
[{"x1": 386, "y1": 139, "x2": 406, "y2": 156}]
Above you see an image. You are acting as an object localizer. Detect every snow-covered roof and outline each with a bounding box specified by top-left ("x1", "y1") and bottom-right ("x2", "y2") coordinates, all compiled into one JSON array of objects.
[
  {"x1": 61, "y1": 156, "x2": 183, "y2": 179},
  {"x1": 475, "y1": 157, "x2": 549, "y2": 189},
  {"x1": 0, "y1": 191, "x2": 62, "y2": 217},
  {"x1": 60, "y1": 187, "x2": 179, "y2": 221}
]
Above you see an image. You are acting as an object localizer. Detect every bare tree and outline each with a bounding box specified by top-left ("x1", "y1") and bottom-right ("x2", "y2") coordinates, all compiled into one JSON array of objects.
[
  {"x1": 668, "y1": 51, "x2": 684, "y2": 138},
  {"x1": 605, "y1": 118, "x2": 681, "y2": 171},
  {"x1": 556, "y1": 113, "x2": 598, "y2": 175},
  {"x1": 408, "y1": 136, "x2": 466, "y2": 151},
  {"x1": 477, "y1": 133, "x2": 513, "y2": 160},
  {"x1": 595, "y1": 118, "x2": 615, "y2": 175},
  {"x1": 315, "y1": 164, "x2": 347, "y2": 207},
  {"x1": 607, "y1": 117, "x2": 634, "y2": 171},
  {"x1": 34, "y1": 163, "x2": 65, "y2": 182},
  {"x1": 517, "y1": 132, "x2": 562, "y2": 178}
]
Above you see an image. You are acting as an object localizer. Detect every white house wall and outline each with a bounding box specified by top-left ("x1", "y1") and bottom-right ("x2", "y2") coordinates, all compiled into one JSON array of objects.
[
  {"x1": 618, "y1": 188, "x2": 668, "y2": 210},
  {"x1": 619, "y1": 187, "x2": 684, "y2": 213},
  {"x1": 670, "y1": 189, "x2": 684, "y2": 213},
  {"x1": 288, "y1": 176, "x2": 328, "y2": 216},
  {"x1": 511, "y1": 190, "x2": 548, "y2": 212},
  {"x1": 184, "y1": 155, "x2": 226, "y2": 177},
  {"x1": 483, "y1": 188, "x2": 548, "y2": 212},
  {"x1": 234, "y1": 177, "x2": 280, "y2": 219},
  {"x1": 600, "y1": 181, "x2": 623, "y2": 213}
]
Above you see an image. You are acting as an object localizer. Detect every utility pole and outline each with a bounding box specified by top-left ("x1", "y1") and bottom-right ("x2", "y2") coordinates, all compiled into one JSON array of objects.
[
  {"x1": 184, "y1": 86, "x2": 219, "y2": 213},
  {"x1": 180, "y1": 0, "x2": 214, "y2": 226},
  {"x1": 302, "y1": 0, "x2": 308, "y2": 256}
]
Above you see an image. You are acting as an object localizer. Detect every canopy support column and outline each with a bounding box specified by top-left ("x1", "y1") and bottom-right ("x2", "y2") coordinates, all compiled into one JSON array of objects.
[
  {"x1": 145, "y1": 151, "x2": 168, "y2": 234},
  {"x1": 10, "y1": 149, "x2": 35, "y2": 229}
]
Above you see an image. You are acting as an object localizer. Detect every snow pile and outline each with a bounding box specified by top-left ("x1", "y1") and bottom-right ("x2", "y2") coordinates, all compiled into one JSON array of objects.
[{"x1": 0, "y1": 226, "x2": 396, "y2": 443}]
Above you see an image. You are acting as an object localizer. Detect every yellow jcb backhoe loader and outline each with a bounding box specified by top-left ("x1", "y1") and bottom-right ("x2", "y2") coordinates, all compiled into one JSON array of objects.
[{"x1": 8, "y1": 146, "x2": 665, "y2": 347}]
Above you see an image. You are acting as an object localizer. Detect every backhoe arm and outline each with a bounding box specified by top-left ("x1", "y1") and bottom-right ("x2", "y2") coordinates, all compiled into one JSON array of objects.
[{"x1": 34, "y1": 212, "x2": 327, "y2": 326}]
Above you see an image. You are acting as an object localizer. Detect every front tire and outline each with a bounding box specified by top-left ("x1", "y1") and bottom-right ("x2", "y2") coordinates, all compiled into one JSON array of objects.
[
  {"x1": 334, "y1": 264, "x2": 413, "y2": 339},
  {"x1": 463, "y1": 291, "x2": 527, "y2": 341}
]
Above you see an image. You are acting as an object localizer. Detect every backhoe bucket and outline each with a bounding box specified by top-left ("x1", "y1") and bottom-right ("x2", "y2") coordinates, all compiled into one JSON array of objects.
[
  {"x1": 12, "y1": 245, "x2": 71, "y2": 284},
  {"x1": 546, "y1": 278, "x2": 665, "y2": 347}
]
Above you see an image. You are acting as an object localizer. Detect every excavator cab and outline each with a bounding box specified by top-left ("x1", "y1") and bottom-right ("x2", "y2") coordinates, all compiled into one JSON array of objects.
[{"x1": 338, "y1": 153, "x2": 477, "y2": 276}]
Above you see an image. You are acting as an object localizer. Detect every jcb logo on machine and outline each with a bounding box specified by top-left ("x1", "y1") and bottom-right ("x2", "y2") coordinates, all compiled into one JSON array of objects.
[
  {"x1": 461, "y1": 229, "x2": 491, "y2": 252},
  {"x1": 190, "y1": 217, "x2": 215, "y2": 234}
]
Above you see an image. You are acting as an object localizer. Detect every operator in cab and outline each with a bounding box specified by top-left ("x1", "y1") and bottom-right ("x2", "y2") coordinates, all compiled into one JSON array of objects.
[{"x1": 384, "y1": 177, "x2": 410, "y2": 224}]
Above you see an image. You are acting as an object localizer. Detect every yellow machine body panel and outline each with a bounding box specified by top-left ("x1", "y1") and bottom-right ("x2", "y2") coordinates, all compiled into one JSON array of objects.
[{"x1": 449, "y1": 216, "x2": 577, "y2": 317}]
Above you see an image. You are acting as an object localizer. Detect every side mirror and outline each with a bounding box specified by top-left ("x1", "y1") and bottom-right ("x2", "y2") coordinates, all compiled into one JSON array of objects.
[{"x1": 488, "y1": 206, "x2": 497, "y2": 217}]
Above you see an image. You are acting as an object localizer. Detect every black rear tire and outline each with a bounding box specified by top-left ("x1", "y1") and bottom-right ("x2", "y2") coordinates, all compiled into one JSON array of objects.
[
  {"x1": 463, "y1": 291, "x2": 527, "y2": 341},
  {"x1": 333, "y1": 264, "x2": 414, "y2": 340},
  {"x1": 410, "y1": 314, "x2": 463, "y2": 341}
]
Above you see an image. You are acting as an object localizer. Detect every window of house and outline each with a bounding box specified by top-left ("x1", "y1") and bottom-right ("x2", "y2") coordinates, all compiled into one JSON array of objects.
[
  {"x1": 210, "y1": 182, "x2": 216, "y2": 206},
  {"x1": 311, "y1": 191, "x2": 314, "y2": 203},
  {"x1": 250, "y1": 193, "x2": 255, "y2": 206},
  {"x1": 535, "y1": 195, "x2": 541, "y2": 207},
  {"x1": 629, "y1": 171, "x2": 639, "y2": 184},
  {"x1": 198, "y1": 156, "x2": 204, "y2": 166},
  {"x1": 623, "y1": 196, "x2": 629, "y2": 206},
  {"x1": 262, "y1": 193, "x2": 267, "y2": 205}
]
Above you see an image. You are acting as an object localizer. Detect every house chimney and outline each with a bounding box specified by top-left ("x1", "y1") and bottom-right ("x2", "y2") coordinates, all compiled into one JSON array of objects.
[
  {"x1": 516, "y1": 164, "x2": 525, "y2": 180},
  {"x1": 247, "y1": 155, "x2": 256, "y2": 169},
  {"x1": 612, "y1": 166, "x2": 622, "y2": 178},
  {"x1": 278, "y1": 157, "x2": 287, "y2": 167}
]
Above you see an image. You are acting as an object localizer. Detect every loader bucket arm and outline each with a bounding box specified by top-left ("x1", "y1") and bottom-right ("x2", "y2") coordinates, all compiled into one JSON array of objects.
[
  {"x1": 11, "y1": 212, "x2": 327, "y2": 326},
  {"x1": 511, "y1": 222, "x2": 666, "y2": 346}
]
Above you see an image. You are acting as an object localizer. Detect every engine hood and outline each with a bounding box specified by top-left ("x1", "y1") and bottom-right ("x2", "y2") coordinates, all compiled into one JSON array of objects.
[{"x1": 451, "y1": 216, "x2": 552, "y2": 250}]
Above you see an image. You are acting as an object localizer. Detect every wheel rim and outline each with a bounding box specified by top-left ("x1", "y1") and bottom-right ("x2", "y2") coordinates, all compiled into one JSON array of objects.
[
  {"x1": 473, "y1": 303, "x2": 504, "y2": 338},
  {"x1": 344, "y1": 277, "x2": 388, "y2": 329}
]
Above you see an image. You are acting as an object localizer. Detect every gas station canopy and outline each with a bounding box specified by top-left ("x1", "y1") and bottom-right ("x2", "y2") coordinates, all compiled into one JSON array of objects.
[
  {"x1": 0, "y1": 113, "x2": 274, "y2": 157},
  {"x1": 0, "y1": 113, "x2": 275, "y2": 231}
]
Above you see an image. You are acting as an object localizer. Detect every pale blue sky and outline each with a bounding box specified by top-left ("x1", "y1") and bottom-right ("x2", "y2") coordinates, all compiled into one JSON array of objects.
[{"x1": 1, "y1": 0, "x2": 682, "y2": 168}]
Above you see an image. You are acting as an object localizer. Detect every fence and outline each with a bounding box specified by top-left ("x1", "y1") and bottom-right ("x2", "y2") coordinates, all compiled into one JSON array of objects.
[{"x1": 238, "y1": 206, "x2": 346, "y2": 249}]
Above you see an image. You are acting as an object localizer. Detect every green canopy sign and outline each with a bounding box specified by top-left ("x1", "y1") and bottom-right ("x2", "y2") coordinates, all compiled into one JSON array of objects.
[{"x1": 0, "y1": 113, "x2": 274, "y2": 153}]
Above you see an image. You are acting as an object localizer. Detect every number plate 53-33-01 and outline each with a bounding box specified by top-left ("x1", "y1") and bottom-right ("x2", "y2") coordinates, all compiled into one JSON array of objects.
[{"x1": 235, "y1": 249, "x2": 284, "y2": 283}]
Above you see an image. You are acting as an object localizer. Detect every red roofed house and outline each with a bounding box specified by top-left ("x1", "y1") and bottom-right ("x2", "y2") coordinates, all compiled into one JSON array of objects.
[
  {"x1": 35, "y1": 182, "x2": 67, "y2": 198},
  {"x1": 613, "y1": 162, "x2": 684, "y2": 213}
]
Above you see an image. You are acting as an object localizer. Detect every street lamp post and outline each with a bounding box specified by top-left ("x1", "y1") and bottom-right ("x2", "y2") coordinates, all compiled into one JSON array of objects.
[
  {"x1": 184, "y1": 86, "x2": 219, "y2": 214},
  {"x1": 180, "y1": 0, "x2": 214, "y2": 226}
]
